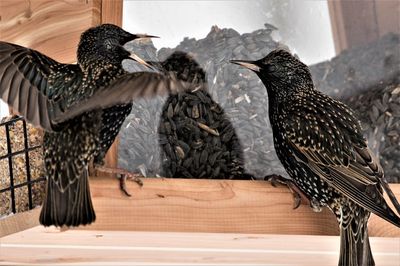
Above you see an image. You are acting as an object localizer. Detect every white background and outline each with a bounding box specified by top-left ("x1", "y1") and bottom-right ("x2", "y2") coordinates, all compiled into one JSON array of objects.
[
  {"x1": 1, "y1": 0, "x2": 336, "y2": 119},
  {"x1": 123, "y1": 0, "x2": 335, "y2": 65}
]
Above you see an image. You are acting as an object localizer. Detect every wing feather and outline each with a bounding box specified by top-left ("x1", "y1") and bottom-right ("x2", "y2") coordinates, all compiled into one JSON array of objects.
[
  {"x1": 285, "y1": 92, "x2": 400, "y2": 226},
  {"x1": 0, "y1": 41, "x2": 197, "y2": 130},
  {"x1": 0, "y1": 41, "x2": 81, "y2": 130},
  {"x1": 51, "y1": 71, "x2": 196, "y2": 124}
]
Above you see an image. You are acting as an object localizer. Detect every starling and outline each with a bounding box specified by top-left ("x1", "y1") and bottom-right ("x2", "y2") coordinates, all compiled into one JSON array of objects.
[
  {"x1": 231, "y1": 49, "x2": 400, "y2": 266},
  {"x1": 155, "y1": 51, "x2": 251, "y2": 179},
  {"x1": 0, "y1": 24, "x2": 188, "y2": 227}
]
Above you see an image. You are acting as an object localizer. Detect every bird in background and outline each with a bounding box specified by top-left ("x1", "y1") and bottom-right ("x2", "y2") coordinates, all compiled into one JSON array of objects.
[
  {"x1": 231, "y1": 49, "x2": 400, "y2": 266},
  {"x1": 154, "y1": 51, "x2": 251, "y2": 179},
  {"x1": 0, "y1": 24, "x2": 190, "y2": 227}
]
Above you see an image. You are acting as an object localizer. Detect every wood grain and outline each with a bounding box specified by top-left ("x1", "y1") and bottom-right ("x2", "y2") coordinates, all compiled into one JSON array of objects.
[
  {"x1": 86, "y1": 177, "x2": 339, "y2": 235},
  {"x1": 101, "y1": 0, "x2": 122, "y2": 26},
  {"x1": 1, "y1": 226, "x2": 399, "y2": 265},
  {"x1": 0, "y1": 208, "x2": 40, "y2": 237},
  {"x1": 100, "y1": 0, "x2": 123, "y2": 172},
  {"x1": 83, "y1": 176, "x2": 400, "y2": 237},
  {"x1": 0, "y1": 0, "x2": 101, "y2": 63}
]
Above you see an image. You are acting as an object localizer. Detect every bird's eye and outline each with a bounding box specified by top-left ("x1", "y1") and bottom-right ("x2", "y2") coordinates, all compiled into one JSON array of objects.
[{"x1": 266, "y1": 64, "x2": 277, "y2": 72}]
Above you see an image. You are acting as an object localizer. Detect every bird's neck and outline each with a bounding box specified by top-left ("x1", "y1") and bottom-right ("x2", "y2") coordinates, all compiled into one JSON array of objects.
[
  {"x1": 266, "y1": 85, "x2": 307, "y2": 125},
  {"x1": 83, "y1": 62, "x2": 125, "y2": 77},
  {"x1": 267, "y1": 93, "x2": 282, "y2": 126}
]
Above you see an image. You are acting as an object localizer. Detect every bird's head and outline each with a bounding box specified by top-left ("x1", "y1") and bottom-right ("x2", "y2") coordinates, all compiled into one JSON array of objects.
[
  {"x1": 161, "y1": 51, "x2": 206, "y2": 84},
  {"x1": 230, "y1": 49, "x2": 314, "y2": 98},
  {"x1": 77, "y1": 24, "x2": 156, "y2": 68}
]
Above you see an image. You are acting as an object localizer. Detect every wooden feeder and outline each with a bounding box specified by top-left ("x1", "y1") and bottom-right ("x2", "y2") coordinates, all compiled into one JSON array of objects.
[{"x1": 0, "y1": 1, "x2": 399, "y2": 265}]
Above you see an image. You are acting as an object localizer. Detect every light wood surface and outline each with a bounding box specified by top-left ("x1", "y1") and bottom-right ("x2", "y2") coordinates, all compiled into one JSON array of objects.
[
  {"x1": 0, "y1": 208, "x2": 40, "y2": 238},
  {"x1": 0, "y1": 0, "x2": 101, "y2": 63},
  {"x1": 87, "y1": 176, "x2": 339, "y2": 235},
  {"x1": 85, "y1": 176, "x2": 400, "y2": 237},
  {"x1": 1, "y1": 226, "x2": 399, "y2": 265}
]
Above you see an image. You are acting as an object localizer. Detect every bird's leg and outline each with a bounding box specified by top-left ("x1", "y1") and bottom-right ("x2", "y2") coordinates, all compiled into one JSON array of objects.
[
  {"x1": 264, "y1": 174, "x2": 310, "y2": 209},
  {"x1": 94, "y1": 164, "x2": 143, "y2": 197}
]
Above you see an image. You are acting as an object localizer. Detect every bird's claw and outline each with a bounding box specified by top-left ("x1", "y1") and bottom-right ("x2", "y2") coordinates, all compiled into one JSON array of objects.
[
  {"x1": 94, "y1": 164, "x2": 143, "y2": 197},
  {"x1": 118, "y1": 174, "x2": 131, "y2": 197},
  {"x1": 292, "y1": 191, "x2": 302, "y2": 210},
  {"x1": 118, "y1": 172, "x2": 143, "y2": 197},
  {"x1": 264, "y1": 174, "x2": 289, "y2": 187},
  {"x1": 310, "y1": 198, "x2": 322, "y2": 212},
  {"x1": 264, "y1": 174, "x2": 306, "y2": 209}
]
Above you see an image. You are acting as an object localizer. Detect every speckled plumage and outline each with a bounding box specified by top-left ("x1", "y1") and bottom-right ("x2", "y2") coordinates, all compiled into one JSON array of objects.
[
  {"x1": 39, "y1": 25, "x2": 137, "y2": 227},
  {"x1": 0, "y1": 24, "x2": 187, "y2": 227},
  {"x1": 232, "y1": 49, "x2": 400, "y2": 266},
  {"x1": 94, "y1": 103, "x2": 132, "y2": 165}
]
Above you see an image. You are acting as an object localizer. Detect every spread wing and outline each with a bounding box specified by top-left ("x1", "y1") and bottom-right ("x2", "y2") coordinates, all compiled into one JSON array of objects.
[
  {"x1": 50, "y1": 71, "x2": 197, "y2": 124},
  {"x1": 284, "y1": 92, "x2": 400, "y2": 226},
  {"x1": 0, "y1": 41, "x2": 197, "y2": 131},
  {"x1": 0, "y1": 41, "x2": 82, "y2": 130}
]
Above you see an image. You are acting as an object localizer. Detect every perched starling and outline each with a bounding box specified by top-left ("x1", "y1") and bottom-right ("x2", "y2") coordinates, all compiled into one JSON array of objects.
[
  {"x1": 155, "y1": 51, "x2": 251, "y2": 179},
  {"x1": 0, "y1": 24, "x2": 188, "y2": 227},
  {"x1": 231, "y1": 49, "x2": 400, "y2": 266}
]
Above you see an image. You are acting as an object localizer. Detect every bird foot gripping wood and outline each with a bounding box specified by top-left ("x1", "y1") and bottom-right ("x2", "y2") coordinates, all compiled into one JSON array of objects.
[
  {"x1": 94, "y1": 165, "x2": 143, "y2": 197},
  {"x1": 310, "y1": 198, "x2": 322, "y2": 213},
  {"x1": 264, "y1": 174, "x2": 310, "y2": 209}
]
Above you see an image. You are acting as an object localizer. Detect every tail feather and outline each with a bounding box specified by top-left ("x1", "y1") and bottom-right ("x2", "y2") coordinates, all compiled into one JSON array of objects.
[
  {"x1": 338, "y1": 211, "x2": 374, "y2": 266},
  {"x1": 40, "y1": 169, "x2": 96, "y2": 227}
]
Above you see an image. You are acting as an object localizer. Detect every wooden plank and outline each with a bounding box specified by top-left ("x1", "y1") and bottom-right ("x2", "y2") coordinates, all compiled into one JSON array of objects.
[
  {"x1": 86, "y1": 177, "x2": 339, "y2": 235},
  {"x1": 0, "y1": 208, "x2": 40, "y2": 237},
  {"x1": 328, "y1": 0, "x2": 400, "y2": 53},
  {"x1": 327, "y1": 0, "x2": 347, "y2": 54},
  {"x1": 84, "y1": 176, "x2": 400, "y2": 236},
  {"x1": 1, "y1": 226, "x2": 399, "y2": 265},
  {"x1": 0, "y1": 0, "x2": 102, "y2": 63},
  {"x1": 1, "y1": 180, "x2": 399, "y2": 237},
  {"x1": 328, "y1": 0, "x2": 378, "y2": 53},
  {"x1": 99, "y1": 0, "x2": 123, "y2": 173},
  {"x1": 375, "y1": 0, "x2": 400, "y2": 37},
  {"x1": 98, "y1": 139, "x2": 119, "y2": 177},
  {"x1": 101, "y1": 0, "x2": 123, "y2": 26}
]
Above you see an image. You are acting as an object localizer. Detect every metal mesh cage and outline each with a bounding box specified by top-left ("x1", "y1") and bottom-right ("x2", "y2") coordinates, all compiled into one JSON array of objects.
[{"x1": 0, "y1": 116, "x2": 45, "y2": 215}]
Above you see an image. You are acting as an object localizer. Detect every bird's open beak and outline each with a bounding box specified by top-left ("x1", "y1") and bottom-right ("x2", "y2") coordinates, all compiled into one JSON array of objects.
[
  {"x1": 125, "y1": 34, "x2": 159, "y2": 70},
  {"x1": 230, "y1": 59, "x2": 260, "y2": 72},
  {"x1": 129, "y1": 52, "x2": 155, "y2": 70}
]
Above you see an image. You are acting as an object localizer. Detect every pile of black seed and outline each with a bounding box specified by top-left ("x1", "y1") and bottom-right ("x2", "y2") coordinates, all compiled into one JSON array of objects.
[
  {"x1": 120, "y1": 25, "x2": 400, "y2": 183},
  {"x1": 343, "y1": 84, "x2": 400, "y2": 182},
  {"x1": 158, "y1": 87, "x2": 248, "y2": 179}
]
